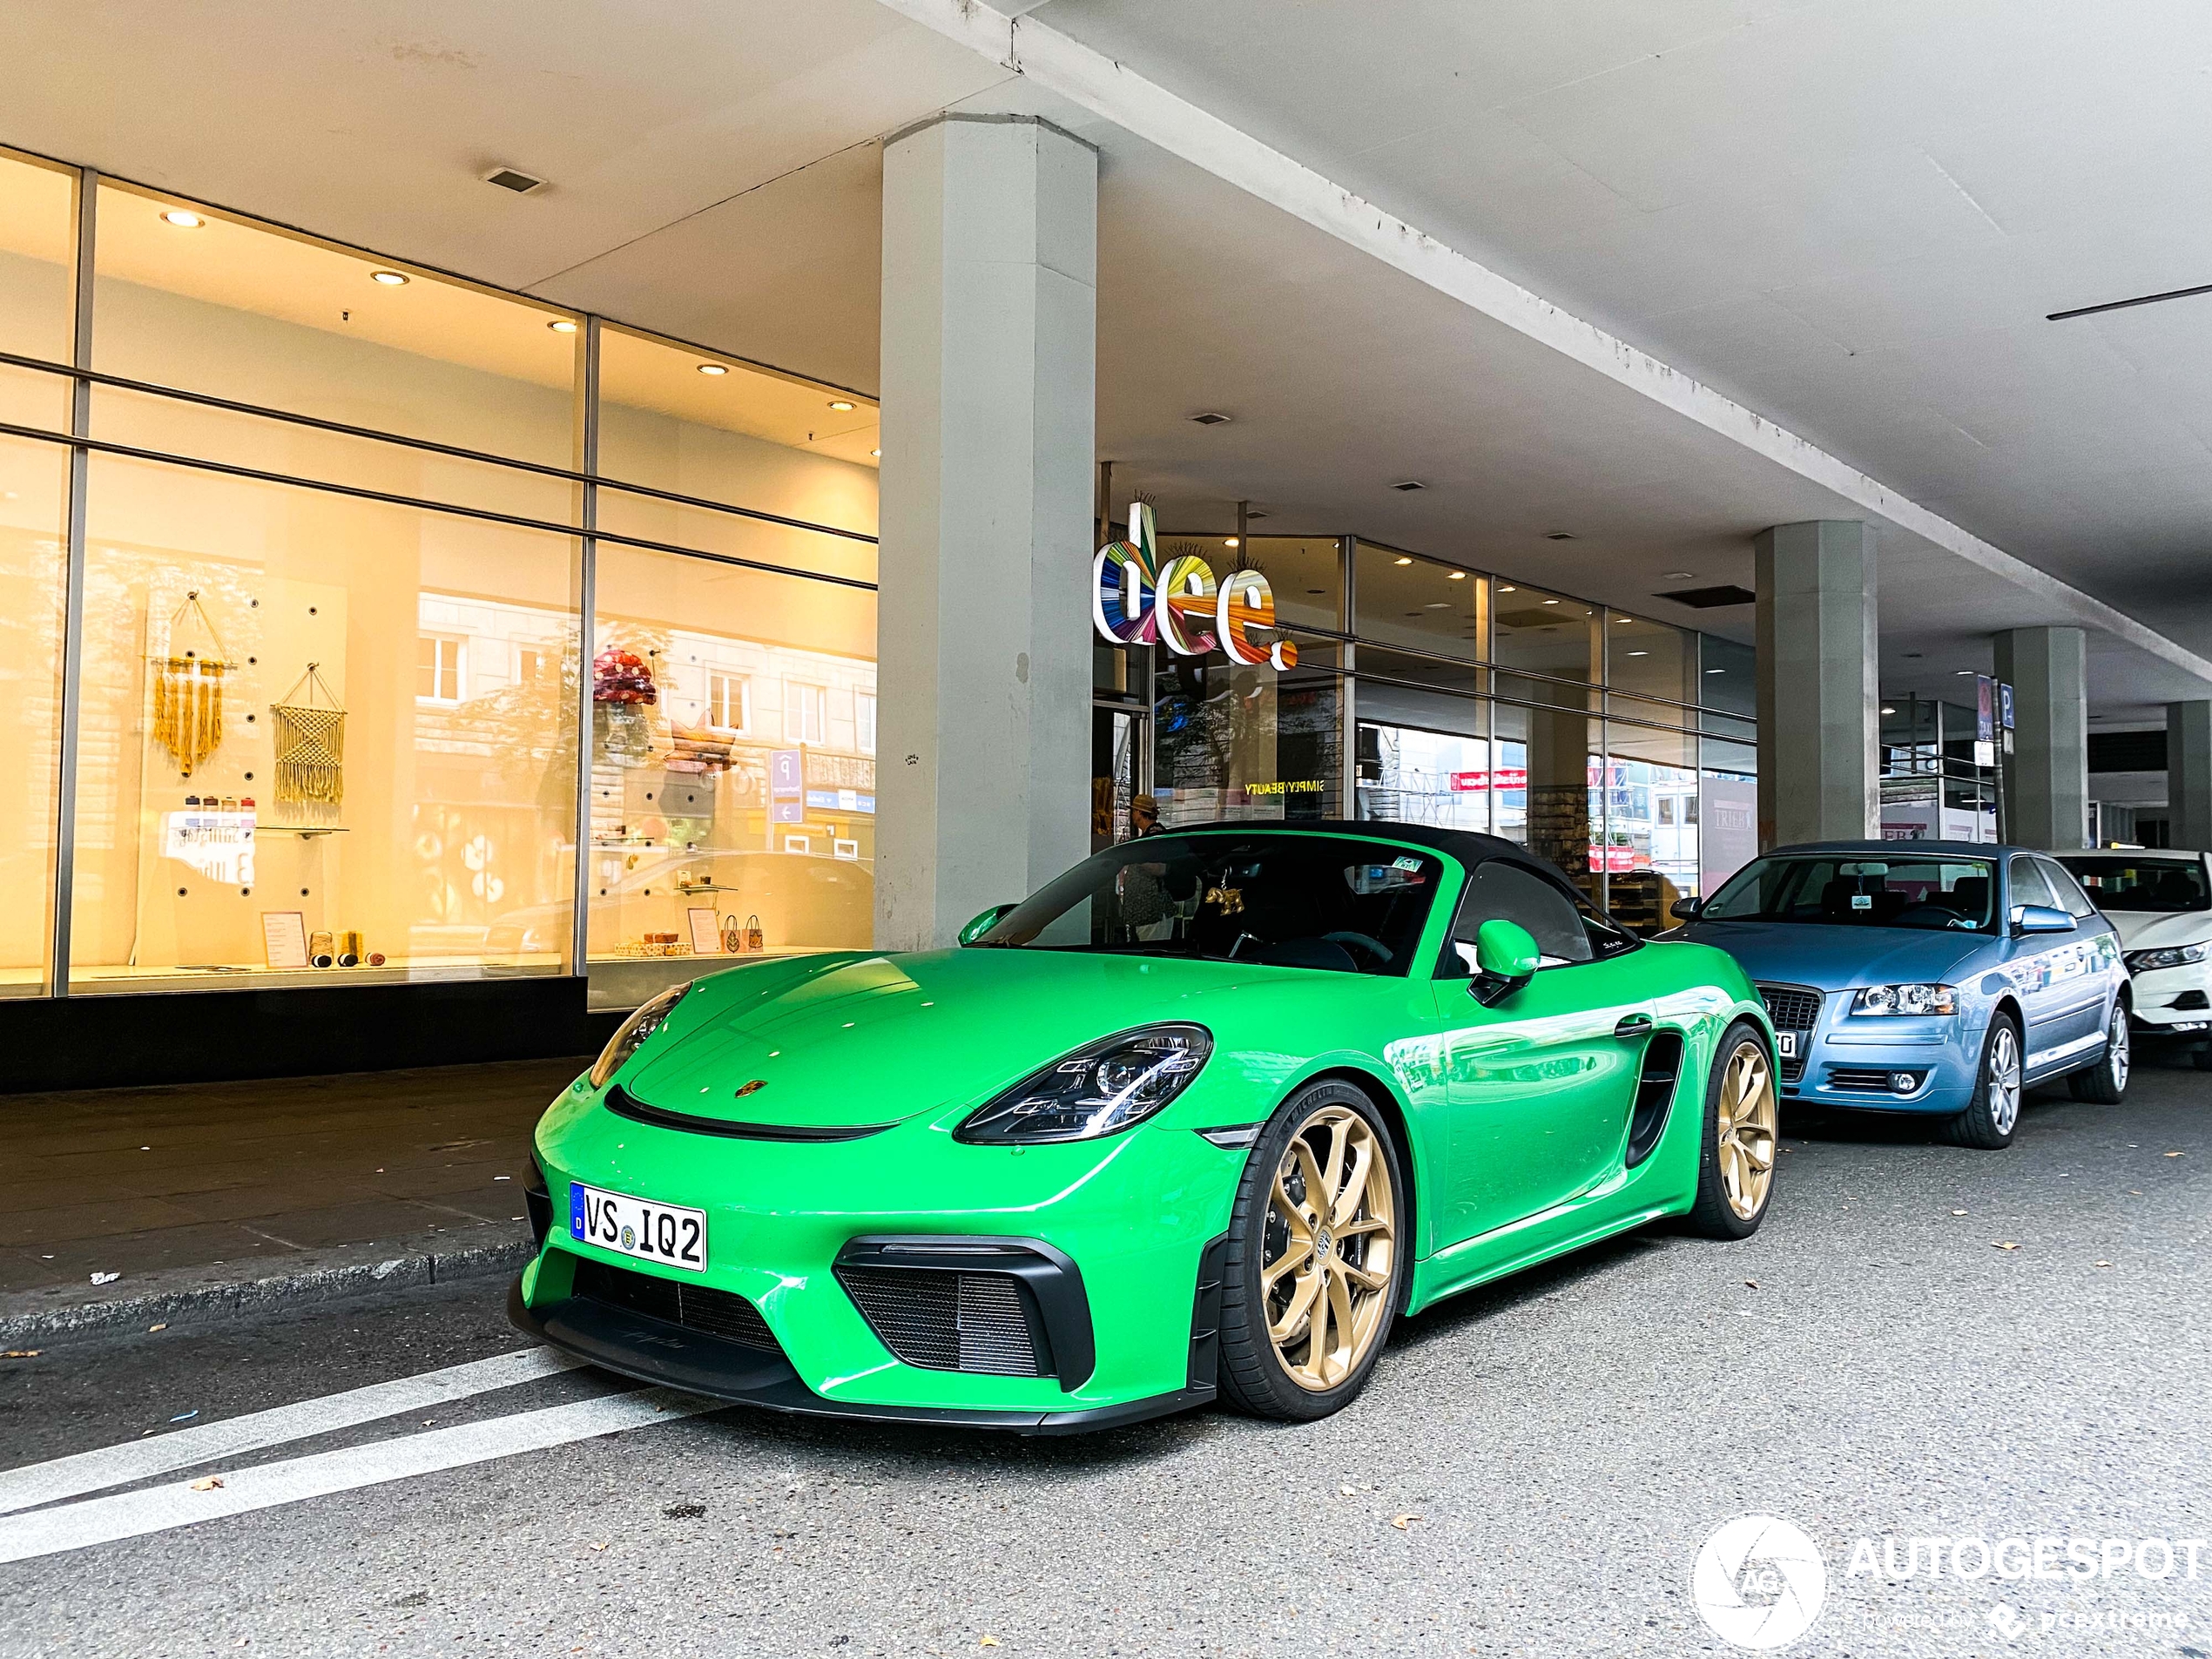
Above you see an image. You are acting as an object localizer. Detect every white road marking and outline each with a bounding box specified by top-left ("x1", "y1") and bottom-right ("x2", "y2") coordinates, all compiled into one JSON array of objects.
[
  {"x1": 0, "y1": 1346, "x2": 583, "y2": 1517},
  {"x1": 0, "y1": 1386, "x2": 720, "y2": 1563}
]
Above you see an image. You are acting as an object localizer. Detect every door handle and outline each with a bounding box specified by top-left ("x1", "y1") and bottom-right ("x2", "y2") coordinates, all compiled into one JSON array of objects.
[{"x1": 1614, "y1": 1014, "x2": 1654, "y2": 1039}]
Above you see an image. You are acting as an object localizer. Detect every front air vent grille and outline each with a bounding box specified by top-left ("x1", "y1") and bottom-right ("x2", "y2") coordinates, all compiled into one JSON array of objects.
[
  {"x1": 1757, "y1": 982, "x2": 1821, "y2": 1083},
  {"x1": 835, "y1": 1266, "x2": 1046, "y2": 1378},
  {"x1": 570, "y1": 1258, "x2": 779, "y2": 1351}
]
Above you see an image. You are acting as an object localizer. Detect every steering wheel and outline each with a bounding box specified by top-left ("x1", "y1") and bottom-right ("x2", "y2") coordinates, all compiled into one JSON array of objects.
[{"x1": 1321, "y1": 930, "x2": 1393, "y2": 967}]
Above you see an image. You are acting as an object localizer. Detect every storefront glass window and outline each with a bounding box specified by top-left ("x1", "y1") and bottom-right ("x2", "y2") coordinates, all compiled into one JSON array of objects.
[
  {"x1": 91, "y1": 181, "x2": 578, "y2": 474},
  {"x1": 0, "y1": 150, "x2": 75, "y2": 431},
  {"x1": 1605, "y1": 718, "x2": 1699, "y2": 932},
  {"x1": 597, "y1": 327, "x2": 876, "y2": 587},
  {"x1": 1492, "y1": 583, "x2": 1598, "y2": 686},
  {"x1": 1352, "y1": 543, "x2": 1482, "y2": 659},
  {"x1": 1153, "y1": 639, "x2": 1342, "y2": 828},
  {"x1": 1232, "y1": 536, "x2": 1343, "y2": 634},
  {"x1": 586, "y1": 545, "x2": 876, "y2": 1009},
  {"x1": 1606, "y1": 611, "x2": 1696, "y2": 705},
  {"x1": 67, "y1": 455, "x2": 579, "y2": 991}
]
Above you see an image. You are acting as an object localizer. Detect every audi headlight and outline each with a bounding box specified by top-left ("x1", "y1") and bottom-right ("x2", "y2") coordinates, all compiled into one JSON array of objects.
[
  {"x1": 589, "y1": 982, "x2": 691, "y2": 1088},
  {"x1": 954, "y1": 1024, "x2": 1212, "y2": 1144},
  {"x1": 1851, "y1": 982, "x2": 1958, "y2": 1016},
  {"x1": 2127, "y1": 943, "x2": 2208, "y2": 973}
]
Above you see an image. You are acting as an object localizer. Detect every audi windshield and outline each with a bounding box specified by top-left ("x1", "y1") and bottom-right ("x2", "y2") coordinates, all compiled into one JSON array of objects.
[{"x1": 1701, "y1": 855, "x2": 1997, "y2": 933}]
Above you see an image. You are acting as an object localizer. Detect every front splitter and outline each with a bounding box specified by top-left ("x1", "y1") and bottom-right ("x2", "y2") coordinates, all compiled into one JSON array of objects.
[{"x1": 506, "y1": 1278, "x2": 1213, "y2": 1437}]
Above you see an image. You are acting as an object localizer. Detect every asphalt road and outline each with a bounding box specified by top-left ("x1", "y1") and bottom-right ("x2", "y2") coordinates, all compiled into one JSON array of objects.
[{"x1": 1, "y1": 1057, "x2": 2206, "y2": 1659}]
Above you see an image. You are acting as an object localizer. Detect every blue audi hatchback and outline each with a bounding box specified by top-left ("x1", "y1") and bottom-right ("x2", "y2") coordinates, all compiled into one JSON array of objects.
[{"x1": 1673, "y1": 841, "x2": 2128, "y2": 1148}]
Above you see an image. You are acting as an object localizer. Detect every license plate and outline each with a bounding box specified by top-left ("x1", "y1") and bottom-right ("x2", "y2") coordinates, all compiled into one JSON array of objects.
[
  {"x1": 568, "y1": 1181, "x2": 707, "y2": 1273},
  {"x1": 1777, "y1": 1032, "x2": 1798, "y2": 1058}
]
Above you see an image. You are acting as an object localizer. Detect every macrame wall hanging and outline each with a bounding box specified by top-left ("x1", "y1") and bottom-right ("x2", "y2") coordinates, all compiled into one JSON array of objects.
[
  {"x1": 151, "y1": 591, "x2": 233, "y2": 779},
  {"x1": 271, "y1": 663, "x2": 347, "y2": 826}
]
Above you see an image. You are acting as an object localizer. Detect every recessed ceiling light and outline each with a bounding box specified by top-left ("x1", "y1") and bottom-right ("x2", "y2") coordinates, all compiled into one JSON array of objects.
[
  {"x1": 1613, "y1": 616, "x2": 1632, "y2": 623},
  {"x1": 159, "y1": 208, "x2": 204, "y2": 229},
  {"x1": 1447, "y1": 570, "x2": 1467, "y2": 581},
  {"x1": 828, "y1": 400, "x2": 856, "y2": 411},
  {"x1": 1425, "y1": 602, "x2": 1450, "y2": 610},
  {"x1": 1391, "y1": 480, "x2": 1425, "y2": 492},
  {"x1": 1499, "y1": 586, "x2": 1516, "y2": 593},
  {"x1": 1627, "y1": 651, "x2": 1649, "y2": 658},
  {"x1": 369, "y1": 270, "x2": 408, "y2": 287},
  {"x1": 1705, "y1": 667, "x2": 1726, "y2": 674},
  {"x1": 1880, "y1": 705, "x2": 1897, "y2": 715},
  {"x1": 1393, "y1": 556, "x2": 1413, "y2": 566},
  {"x1": 1954, "y1": 669, "x2": 1975, "y2": 676},
  {"x1": 547, "y1": 319, "x2": 578, "y2": 334},
  {"x1": 697, "y1": 363, "x2": 729, "y2": 376},
  {"x1": 1224, "y1": 537, "x2": 1239, "y2": 549},
  {"x1": 1190, "y1": 411, "x2": 1231, "y2": 426},
  {"x1": 870, "y1": 448, "x2": 881, "y2": 458},
  {"x1": 1663, "y1": 570, "x2": 1696, "y2": 580},
  {"x1": 1541, "y1": 598, "x2": 1560, "y2": 606},
  {"x1": 1544, "y1": 532, "x2": 1576, "y2": 542}
]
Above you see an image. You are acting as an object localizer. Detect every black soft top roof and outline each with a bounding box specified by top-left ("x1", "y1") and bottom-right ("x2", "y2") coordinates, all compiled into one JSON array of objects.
[{"x1": 1160, "y1": 819, "x2": 1566, "y2": 882}]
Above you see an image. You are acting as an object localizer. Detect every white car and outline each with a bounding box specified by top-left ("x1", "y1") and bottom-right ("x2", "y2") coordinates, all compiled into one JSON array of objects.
[{"x1": 2053, "y1": 848, "x2": 2212, "y2": 1066}]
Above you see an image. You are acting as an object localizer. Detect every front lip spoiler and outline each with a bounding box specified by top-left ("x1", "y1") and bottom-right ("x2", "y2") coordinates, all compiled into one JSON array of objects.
[{"x1": 507, "y1": 1278, "x2": 1213, "y2": 1436}]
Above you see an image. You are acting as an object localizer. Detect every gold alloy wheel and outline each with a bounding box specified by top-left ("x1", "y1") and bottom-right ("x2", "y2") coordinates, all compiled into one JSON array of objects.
[
  {"x1": 1716, "y1": 1038, "x2": 1777, "y2": 1220},
  {"x1": 1263, "y1": 1103, "x2": 1396, "y2": 1393}
]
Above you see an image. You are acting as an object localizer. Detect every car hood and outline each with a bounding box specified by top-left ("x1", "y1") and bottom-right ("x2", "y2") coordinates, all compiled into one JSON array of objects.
[
  {"x1": 2101, "y1": 908, "x2": 2212, "y2": 950},
  {"x1": 1678, "y1": 920, "x2": 1986, "y2": 992},
  {"x1": 615, "y1": 947, "x2": 1328, "y2": 1130}
]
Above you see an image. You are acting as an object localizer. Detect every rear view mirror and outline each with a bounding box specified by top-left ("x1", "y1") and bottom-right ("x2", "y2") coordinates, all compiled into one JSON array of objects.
[
  {"x1": 959, "y1": 903, "x2": 1017, "y2": 946},
  {"x1": 1469, "y1": 919, "x2": 1540, "y2": 1007}
]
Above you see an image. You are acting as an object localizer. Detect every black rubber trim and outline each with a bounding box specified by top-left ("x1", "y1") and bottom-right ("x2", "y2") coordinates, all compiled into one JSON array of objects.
[
  {"x1": 833, "y1": 1236, "x2": 1096, "y2": 1391},
  {"x1": 604, "y1": 1084, "x2": 900, "y2": 1143},
  {"x1": 1187, "y1": 1232, "x2": 1230, "y2": 1391},
  {"x1": 508, "y1": 1278, "x2": 1204, "y2": 1435}
]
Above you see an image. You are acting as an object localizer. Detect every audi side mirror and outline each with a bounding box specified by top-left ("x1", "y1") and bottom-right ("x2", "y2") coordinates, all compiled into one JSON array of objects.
[
  {"x1": 2013, "y1": 905, "x2": 2074, "y2": 936},
  {"x1": 959, "y1": 903, "x2": 1017, "y2": 946},
  {"x1": 1469, "y1": 919, "x2": 1540, "y2": 1007}
]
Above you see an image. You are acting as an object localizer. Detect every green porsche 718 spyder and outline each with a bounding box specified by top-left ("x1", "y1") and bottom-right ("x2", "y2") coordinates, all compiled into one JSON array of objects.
[{"x1": 511, "y1": 823, "x2": 1778, "y2": 1432}]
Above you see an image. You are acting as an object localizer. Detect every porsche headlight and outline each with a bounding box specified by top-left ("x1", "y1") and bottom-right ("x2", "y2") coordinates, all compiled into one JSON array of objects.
[
  {"x1": 2126, "y1": 943, "x2": 2208, "y2": 973},
  {"x1": 589, "y1": 982, "x2": 691, "y2": 1088},
  {"x1": 954, "y1": 1024, "x2": 1212, "y2": 1144},
  {"x1": 1850, "y1": 982, "x2": 1958, "y2": 1016}
]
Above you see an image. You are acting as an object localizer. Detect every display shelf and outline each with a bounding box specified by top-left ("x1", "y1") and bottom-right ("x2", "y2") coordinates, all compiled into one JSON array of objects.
[{"x1": 255, "y1": 825, "x2": 348, "y2": 838}]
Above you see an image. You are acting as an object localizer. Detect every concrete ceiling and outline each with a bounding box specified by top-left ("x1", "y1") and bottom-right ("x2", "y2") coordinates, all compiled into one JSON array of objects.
[{"x1": 3, "y1": 0, "x2": 2208, "y2": 720}]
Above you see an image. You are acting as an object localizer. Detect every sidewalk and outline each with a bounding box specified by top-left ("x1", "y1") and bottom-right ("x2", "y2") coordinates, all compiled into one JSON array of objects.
[{"x1": 0, "y1": 1057, "x2": 584, "y2": 1339}]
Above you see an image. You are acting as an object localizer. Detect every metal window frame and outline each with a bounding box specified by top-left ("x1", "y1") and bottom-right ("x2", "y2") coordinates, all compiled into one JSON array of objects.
[{"x1": 48, "y1": 166, "x2": 95, "y2": 997}]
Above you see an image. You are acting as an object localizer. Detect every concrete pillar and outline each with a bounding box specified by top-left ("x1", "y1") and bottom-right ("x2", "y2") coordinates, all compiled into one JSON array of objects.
[
  {"x1": 874, "y1": 114, "x2": 1098, "y2": 950},
  {"x1": 2166, "y1": 700, "x2": 2212, "y2": 850},
  {"x1": 1755, "y1": 521, "x2": 1878, "y2": 846},
  {"x1": 1995, "y1": 627, "x2": 2087, "y2": 850}
]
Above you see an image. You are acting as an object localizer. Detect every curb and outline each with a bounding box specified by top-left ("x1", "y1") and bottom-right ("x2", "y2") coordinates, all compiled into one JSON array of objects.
[{"x1": 0, "y1": 1238, "x2": 533, "y2": 1345}]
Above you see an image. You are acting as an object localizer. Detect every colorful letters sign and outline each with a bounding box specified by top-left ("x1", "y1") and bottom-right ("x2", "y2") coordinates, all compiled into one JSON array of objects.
[{"x1": 1092, "y1": 502, "x2": 1298, "y2": 669}]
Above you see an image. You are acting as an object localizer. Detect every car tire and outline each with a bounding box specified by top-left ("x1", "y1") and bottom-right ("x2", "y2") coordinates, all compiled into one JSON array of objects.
[
  {"x1": 1216, "y1": 1078, "x2": 1406, "y2": 1422},
  {"x1": 1683, "y1": 1019, "x2": 1778, "y2": 1241},
  {"x1": 2067, "y1": 1000, "x2": 2130, "y2": 1104},
  {"x1": 1944, "y1": 1013, "x2": 2023, "y2": 1150}
]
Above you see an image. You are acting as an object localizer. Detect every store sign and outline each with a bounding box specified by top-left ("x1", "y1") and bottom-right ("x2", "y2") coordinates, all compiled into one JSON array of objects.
[
  {"x1": 1093, "y1": 502, "x2": 1297, "y2": 669},
  {"x1": 1448, "y1": 768, "x2": 1528, "y2": 792}
]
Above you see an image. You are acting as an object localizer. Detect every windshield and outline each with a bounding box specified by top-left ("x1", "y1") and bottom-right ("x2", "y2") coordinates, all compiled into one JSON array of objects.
[
  {"x1": 974, "y1": 833, "x2": 1445, "y2": 974},
  {"x1": 2058, "y1": 857, "x2": 2210, "y2": 913},
  {"x1": 1702, "y1": 854, "x2": 1996, "y2": 933}
]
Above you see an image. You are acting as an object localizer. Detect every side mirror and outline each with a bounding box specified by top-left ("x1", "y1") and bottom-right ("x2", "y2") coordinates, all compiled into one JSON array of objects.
[
  {"x1": 1468, "y1": 919, "x2": 1540, "y2": 1007},
  {"x1": 2014, "y1": 904, "x2": 2074, "y2": 935},
  {"x1": 1671, "y1": 895, "x2": 1704, "y2": 921},
  {"x1": 958, "y1": 903, "x2": 1017, "y2": 946}
]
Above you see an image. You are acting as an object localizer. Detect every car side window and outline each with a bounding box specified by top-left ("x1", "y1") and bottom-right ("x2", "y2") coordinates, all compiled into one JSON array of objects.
[
  {"x1": 2008, "y1": 856, "x2": 2060, "y2": 918},
  {"x1": 2036, "y1": 858, "x2": 2097, "y2": 921},
  {"x1": 1443, "y1": 860, "x2": 1595, "y2": 974}
]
